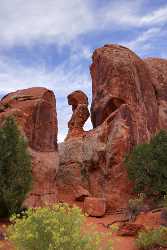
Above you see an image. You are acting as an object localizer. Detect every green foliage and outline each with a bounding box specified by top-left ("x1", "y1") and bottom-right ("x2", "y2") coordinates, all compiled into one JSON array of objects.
[
  {"x1": 7, "y1": 203, "x2": 113, "y2": 250},
  {"x1": 0, "y1": 103, "x2": 11, "y2": 113},
  {"x1": 128, "y1": 194, "x2": 144, "y2": 220},
  {"x1": 3, "y1": 103, "x2": 11, "y2": 109},
  {"x1": 0, "y1": 116, "x2": 32, "y2": 217},
  {"x1": 125, "y1": 130, "x2": 167, "y2": 196},
  {"x1": 136, "y1": 227, "x2": 167, "y2": 249}
]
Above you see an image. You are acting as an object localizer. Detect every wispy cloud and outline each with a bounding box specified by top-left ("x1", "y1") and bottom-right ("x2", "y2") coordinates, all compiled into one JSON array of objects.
[
  {"x1": 1, "y1": 0, "x2": 167, "y2": 48},
  {"x1": 0, "y1": 0, "x2": 94, "y2": 47},
  {"x1": 140, "y1": 5, "x2": 167, "y2": 26},
  {"x1": 124, "y1": 27, "x2": 162, "y2": 53},
  {"x1": 103, "y1": 1, "x2": 167, "y2": 28}
]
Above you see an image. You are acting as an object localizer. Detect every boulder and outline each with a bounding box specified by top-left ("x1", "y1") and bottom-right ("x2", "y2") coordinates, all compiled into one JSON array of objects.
[
  {"x1": 84, "y1": 197, "x2": 106, "y2": 217},
  {"x1": 74, "y1": 185, "x2": 90, "y2": 201}
]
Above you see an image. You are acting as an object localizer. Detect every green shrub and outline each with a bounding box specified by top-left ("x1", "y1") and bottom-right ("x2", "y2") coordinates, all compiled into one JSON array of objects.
[
  {"x1": 136, "y1": 227, "x2": 167, "y2": 249},
  {"x1": 125, "y1": 130, "x2": 167, "y2": 196},
  {"x1": 7, "y1": 203, "x2": 113, "y2": 250},
  {"x1": 0, "y1": 116, "x2": 32, "y2": 217},
  {"x1": 3, "y1": 103, "x2": 11, "y2": 109},
  {"x1": 128, "y1": 194, "x2": 144, "y2": 220}
]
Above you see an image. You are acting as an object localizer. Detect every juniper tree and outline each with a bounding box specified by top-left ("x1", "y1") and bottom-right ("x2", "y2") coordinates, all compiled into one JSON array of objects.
[
  {"x1": 125, "y1": 130, "x2": 167, "y2": 197},
  {"x1": 0, "y1": 116, "x2": 32, "y2": 217}
]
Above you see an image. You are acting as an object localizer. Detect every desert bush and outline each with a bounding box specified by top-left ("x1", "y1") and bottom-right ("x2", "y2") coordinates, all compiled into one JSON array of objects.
[
  {"x1": 136, "y1": 227, "x2": 167, "y2": 249},
  {"x1": 0, "y1": 116, "x2": 32, "y2": 217},
  {"x1": 125, "y1": 130, "x2": 167, "y2": 197},
  {"x1": 7, "y1": 203, "x2": 113, "y2": 250},
  {"x1": 128, "y1": 194, "x2": 144, "y2": 220}
]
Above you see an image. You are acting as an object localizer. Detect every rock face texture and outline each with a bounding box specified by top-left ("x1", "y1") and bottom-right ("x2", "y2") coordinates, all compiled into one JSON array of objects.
[
  {"x1": 84, "y1": 197, "x2": 106, "y2": 217},
  {"x1": 117, "y1": 223, "x2": 145, "y2": 236},
  {"x1": 58, "y1": 127, "x2": 108, "y2": 203},
  {"x1": 144, "y1": 58, "x2": 167, "y2": 130},
  {"x1": 0, "y1": 87, "x2": 58, "y2": 207},
  {"x1": 58, "y1": 44, "x2": 164, "y2": 210},
  {"x1": 90, "y1": 44, "x2": 158, "y2": 141},
  {"x1": 65, "y1": 90, "x2": 90, "y2": 141},
  {"x1": 0, "y1": 87, "x2": 57, "y2": 151}
]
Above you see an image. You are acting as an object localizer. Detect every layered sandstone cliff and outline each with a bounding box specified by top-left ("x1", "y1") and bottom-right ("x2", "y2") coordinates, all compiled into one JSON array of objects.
[
  {"x1": 0, "y1": 87, "x2": 58, "y2": 207},
  {"x1": 58, "y1": 44, "x2": 166, "y2": 210}
]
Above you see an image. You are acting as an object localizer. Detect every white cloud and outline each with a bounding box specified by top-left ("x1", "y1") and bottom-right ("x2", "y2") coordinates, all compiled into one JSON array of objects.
[
  {"x1": 0, "y1": 0, "x2": 167, "y2": 48},
  {"x1": 0, "y1": 0, "x2": 94, "y2": 47},
  {"x1": 140, "y1": 5, "x2": 167, "y2": 26},
  {"x1": 103, "y1": 1, "x2": 167, "y2": 28}
]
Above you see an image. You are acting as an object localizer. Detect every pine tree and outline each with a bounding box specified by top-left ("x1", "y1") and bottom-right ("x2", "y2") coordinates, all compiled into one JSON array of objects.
[{"x1": 0, "y1": 116, "x2": 32, "y2": 217}]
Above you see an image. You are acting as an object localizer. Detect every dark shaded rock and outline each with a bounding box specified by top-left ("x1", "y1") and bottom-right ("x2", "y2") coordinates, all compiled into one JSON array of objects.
[
  {"x1": 84, "y1": 197, "x2": 106, "y2": 217},
  {"x1": 117, "y1": 223, "x2": 145, "y2": 236}
]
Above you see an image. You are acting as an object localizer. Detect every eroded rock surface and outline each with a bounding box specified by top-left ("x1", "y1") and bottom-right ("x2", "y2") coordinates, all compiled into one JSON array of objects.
[
  {"x1": 144, "y1": 58, "x2": 167, "y2": 130},
  {"x1": 0, "y1": 87, "x2": 58, "y2": 207},
  {"x1": 58, "y1": 44, "x2": 162, "y2": 210},
  {"x1": 117, "y1": 223, "x2": 145, "y2": 236},
  {"x1": 65, "y1": 90, "x2": 90, "y2": 140},
  {"x1": 84, "y1": 197, "x2": 106, "y2": 217},
  {"x1": 90, "y1": 44, "x2": 158, "y2": 141},
  {"x1": 0, "y1": 87, "x2": 57, "y2": 151}
]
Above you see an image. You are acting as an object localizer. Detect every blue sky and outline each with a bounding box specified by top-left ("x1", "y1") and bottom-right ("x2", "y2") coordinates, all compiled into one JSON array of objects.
[{"x1": 0, "y1": 0, "x2": 167, "y2": 141}]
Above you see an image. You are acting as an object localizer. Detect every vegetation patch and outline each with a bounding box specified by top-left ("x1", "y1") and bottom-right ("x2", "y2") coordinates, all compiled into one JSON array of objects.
[
  {"x1": 125, "y1": 130, "x2": 167, "y2": 197},
  {"x1": 136, "y1": 227, "x2": 167, "y2": 250},
  {"x1": 7, "y1": 203, "x2": 113, "y2": 250},
  {"x1": 0, "y1": 116, "x2": 32, "y2": 217}
]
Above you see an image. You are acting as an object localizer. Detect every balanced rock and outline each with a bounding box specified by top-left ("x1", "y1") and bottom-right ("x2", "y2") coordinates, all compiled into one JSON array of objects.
[{"x1": 65, "y1": 90, "x2": 90, "y2": 140}]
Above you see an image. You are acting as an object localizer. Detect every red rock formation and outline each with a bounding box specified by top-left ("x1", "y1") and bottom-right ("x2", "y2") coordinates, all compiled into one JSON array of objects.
[
  {"x1": 58, "y1": 44, "x2": 162, "y2": 210},
  {"x1": 144, "y1": 58, "x2": 167, "y2": 130},
  {"x1": 84, "y1": 197, "x2": 106, "y2": 217},
  {"x1": 0, "y1": 87, "x2": 58, "y2": 207},
  {"x1": 65, "y1": 90, "x2": 90, "y2": 140},
  {"x1": 89, "y1": 45, "x2": 160, "y2": 207},
  {"x1": 90, "y1": 44, "x2": 158, "y2": 142},
  {"x1": 0, "y1": 87, "x2": 57, "y2": 151}
]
